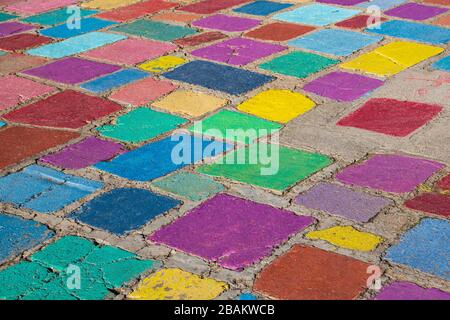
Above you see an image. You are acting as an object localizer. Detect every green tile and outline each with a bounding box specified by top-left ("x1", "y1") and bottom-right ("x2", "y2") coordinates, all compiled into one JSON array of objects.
[
  {"x1": 0, "y1": 12, "x2": 17, "y2": 22},
  {"x1": 22, "y1": 7, "x2": 98, "y2": 26},
  {"x1": 259, "y1": 51, "x2": 338, "y2": 78}
]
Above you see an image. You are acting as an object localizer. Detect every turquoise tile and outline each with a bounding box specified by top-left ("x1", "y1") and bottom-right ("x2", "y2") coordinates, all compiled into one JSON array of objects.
[
  {"x1": 432, "y1": 55, "x2": 450, "y2": 72},
  {"x1": 40, "y1": 18, "x2": 117, "y2": 39},
  {"x1": 0, "y1": 12, "x2": 17, "y2": 22},
  {"x1": 22, "y1": 7, "x2": 98, "y2": 26}
]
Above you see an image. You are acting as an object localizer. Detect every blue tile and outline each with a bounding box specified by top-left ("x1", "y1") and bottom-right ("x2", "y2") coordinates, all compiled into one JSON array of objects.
[
  {"x1": 237, "y1": 293, "x2": 258, "y2": 300},
  {"x1": 386, "y1": 218, "x2": 449, "y2": 281},
  {"x1": 22, "y1": 7, "x2": 98, "y2": 26},
  {"x1": 234, "y1": 1, "x2": 293, "y2": 16},
  {"x1": 94, "y1": 133, "x2": 233, "y2": 182},
  {"x1": 163, "y1": 60, "x2": 274, "y2": 95},
  {"x1": 366, "y1": 20, "x2": 450, "y2": 45},
  {"x1": 357, "y1": 0, "x2": 406, "y2": 10},
  {"x1": 0, "y1": 165, "x2": 103, "y2": 213},
  {"x1": 0, "y1": 121, "x2": 6, "y2": 127},
  {"x1": 0, "y1": 213, "x2": 54, "y2": 263},
  {"x1": 432, "y1": 55, "x2": 450, "y2": 72},
  {"x1": 80, "y1": 69, "x2": 149, "y2": 93},
  {"x1": 70, "y1": 188, "x2": 181, "y2": 236},
  {"x1": 289, "y1": 29, "x2": 382, "y2": 56},
  {"x1": 40, "y1": 18, "x2": 117, "y2": 39}
]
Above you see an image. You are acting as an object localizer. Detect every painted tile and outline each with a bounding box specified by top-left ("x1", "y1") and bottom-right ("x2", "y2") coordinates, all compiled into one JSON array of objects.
[
  {"x1": 80, "y1": 69, "x2": 149, "y2": 93},
  {"x1": 303, "y1": 71, "x2": 383, "y2": 102},
  {"x1": 289, "y1": 29, "x2": 382, "y2": 56},
  {"x1": 295, "y1": 182, "x2": 393, "y2": 222},
  {"x1": 109, "y1": 77, "x2": 177, "y2": 106},
  {"x1": 0, "y1": 126, "x2": 79, "y2": 170},
  {"x1": 384, "y1": 3, "x2": 447, "y2": 21},
  {"x1": 318, "y1": 0, "x2": 365, "y2": 5},
  {"x1": 180, "y1": 0, "x2": 253, "y2": 14},
  {"x1": 337, "y1": 98, "x2": 442, "y2": 137},
  {"x1": 0, "y1": 34, "x2": 52, "y2": 51},
  {"x1": 340, "y1": 41, "x2": 444, "y2": 76},
  {"x1": 3, "y1": 90, "x2": 122, "y2": 129},
  {"x1": 433, "y1": 13, "x2": 450, "y2": 27},
  {"x1": 138, "y1": 56, "x2": 186, "y2": 73},
  {"x1": 26, "y1": 32, "x2": 126, "y2": 59},
  {"x1": 259, "y1": 51, "x2": 338, "y2": 78},
  {"x1": 244, "y1": 22, "x2": 315, "y2": 41},
  {"x1": 95, "y1": 0, "x2": 177, "y2": 22},
  {"x1": 174, "y1": 31, "x2": 227, "y2": 47},
  {"x1": 153, "y1": 12, "x2": 202, "y2": 24},
  {"x1": 438, "y1": 174, "x2": 450, "y2": 191},
  {"x1": 0, "y1": 121, "x2": 5, "y2": 127},
  {"x1": 163, "y1": 60, "x2": 274, "y2": 95},
  {"x1": 152, "y1": 172, "x2": 224, "y2": 201},
  {"x1": 129, "y1": 268, "x2": 227, "y2": 300},
  {"x1": 150, "y1": 194, "x2": 315, "y2": 270},
  {"x1": 94, "y1": 133, "x2": 232, "y2": 181},
  {"x1": 0, "y1": 213, "x2": 54, "y2": 264},
  {"x1": 97, "y1": 108, "x2": 187, "y2": 143},
  {"x1": 191, "y1": 37, "x2": 286, "y2": 66},
  {"x1": 0, "y1": 53, "x2": 47, "y2": 74},
  {"x1": 23, "y1": 57, "x2": 121, "y2": 85},
  {"x1": 152, "y1": 89, "x2": 227, "y2": 118},
  {"x1": 385, "y1": 218, "x2": 449, "y2": 280},
  {"x1": 0, "y1": 75, "x2": 55, "y2": 111},
  {"x1": 40, "y1": 18, "x2": 117, "y2": 39},
  {"x1": 5, "y1": 0, "x2": 78, "y2": 15},
  {"x1": 233, "y1": 1, "x2": 293, "y2": 16},
  {"x1": 254, "y1": 245, "x2": 370, "y2": 299},
  {"x1": 237, "y1": 89, "x2": 315, "y2": 123},
  {"x1": 81, "y1": 38, "x2": 176, "y2": 65},
  {"x1": 82, "y1": 0, "x2": 142, "y2": 10},
  {"x1": 0, "y1": 22, "x2": 35, "y2": 37},
  {"x1": 197, "y1": 145, "x2": 332, "y2": 191},
  {"x1": 70, "y1": 188, "x2": 180, "y2": 235},
  {"x1": 40, "y1": 136, "x2": 125, "y2": 170},
  {"x1": 22, "y1": 7, "x2": 98, "y2": 26},
  {"x1": 336, "y1": 154, "x2": 444, "y2": 193},
  {"x1": 374, "y1": 281, "x2": 450, "y2": 300},
  {"x1": 192, "y1": 14, "x2": 260, "y2": 32},
  {"x1": 432, "y1": 55, "x2": 450, "y2": 72},
  {"x1": 356, "y1": 0, "x2": 406, "y2": 10},
  {"x1": 335, "y1": 15, "x2": 387, "y2": 29},
  {"x1": 111, "y1": 19, "x2": 197, "y2": 41},
  {"x1": 273, "y1": 4, "x2": 360, "y2": 26},
  {"x1": 0, "y1": 12, "x2": 17, "y2": 23},
  {"x1": 404, "y1": 193, "x2": 450, "y2": 218},
  {"x1": 237, "y1": 293, "x2": 258, "y2": 300},
  {"x1": 0, "y1": 165, "x2": 103, "y2": 213}
]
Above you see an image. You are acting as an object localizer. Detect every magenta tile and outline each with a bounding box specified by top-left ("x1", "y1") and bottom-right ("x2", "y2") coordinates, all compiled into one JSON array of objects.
[
  {"x1": 303, "y1": 71, "x2": 384, "y2": 102},
  {"x1": 22, "y1": 57, "x2": 121, "y2": 85},
  {"x1": 0, "y1": 22, "x2": 34, "y2": 37},
  {"x1": 191, "y1": 37, "x2": 286, "y2": 66},
  {"x1": 374, "y1": 281, "x2": 450, "y2": 300},
  {"x1": 385, "y1": 3, "x2": 448, "y2": 21},
  {"x1": 336, "y1": 154, "x2": 444, "y2": 193},
  {"x1": 40, "y1": 136, "x2": 125, "y2": 170},
  {"x1": 192, "y1": 14, "x2": 260, "y2": 32},
  {"x1": 150, "y1": 194, "x2": 315, "y2": 271}
]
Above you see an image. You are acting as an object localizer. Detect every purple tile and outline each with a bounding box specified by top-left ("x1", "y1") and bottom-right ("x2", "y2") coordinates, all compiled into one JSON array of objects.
[
  {"x1": 192, "y1": 14, "x2": 260, "y2": 32},
  {"x1": 149, "y1": 193, "x2": 315, "y2": 271},
  {"x1": 191, "y1": 37, "x2": 286, "y2": 66},
  {"x1": 336, "y1": 154, "x2": 444, "y2": 193},
  {"x1": 374, "y1": 281, "x2": 450, "y2": 300},
  {"x1": 40, "y1": 136, "x2": 125, "y2": 170},
  {"x1": 295, "y1": 182, "x2": 393, "y2": 222},
  {"x1": 385, "y1": 3, "x2": 448, "y2": 21},
  {"x1": 303, "y1": 71, "x2": 383, "y2": 102},
  {"x1": 23, "y1": 57, "x2": 121, "y2": 85},
  {"x1": 317, "y1": 0, "x2": 366, "y2": 6},
  {"x1": 0, "y1": 22, "x2": 34, "y2": 37}
]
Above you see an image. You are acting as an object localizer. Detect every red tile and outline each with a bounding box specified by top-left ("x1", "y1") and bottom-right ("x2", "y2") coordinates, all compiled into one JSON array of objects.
[
  {"x1": 438, "y1": 174, "x2": 450, "y2": 190},
  {"x1": 405, "y1": 193, "x2": 450, "y2": 217},
  {"x1": 335, "y1": 15, "x2": 387, "y2": 29},
  {"x1": 0, "y1": 34, "x2": 52, "y2": 51},
  {"x1": 244, "y1": 22, "x2": 315, "y2": 41},
  {"x1": 180, "y1": 0, "x2": 251, "y2": 14},
  {"x1": 174, "y1": 31, "x2": 227, "y2": 47},
  {"x1": 337, "y1": 98, "x2": 443, "y2": 137},
  {"x1": 96, "y1": 0, "x2": 177, "y2": 22}
]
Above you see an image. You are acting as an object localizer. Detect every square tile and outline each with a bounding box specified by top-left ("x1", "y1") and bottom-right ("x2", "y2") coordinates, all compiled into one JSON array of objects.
[
  {"x1": 192, "y1": 14, "x2": 260, "y2": 32},
  {"x1": 0, "y1": 75, "x2": 55, "y2": 111},
  {"x1": 337, "y1": 98, "x2": 442, "y2": 136},
  {"x1": 5, "y1": 0, "x2": 78, "y2": 15},
  {"x1": 40, "y1": 136, "x2": 125, "y2": 170},
  {"x1": 152, "y1": 89, "x2": 227, "y2": 118},
  {"x1": 385, "y1": 3, "x2": 447, "y2": 21},
  {"x1": 259, "y1": 51, "x2": 338, "y2": 78},
  {"x1": 0, "y1": 34, "x2": 52, "y2": 51},
  {"x1": 254, "y1": 245, "x2": 370, "y2": 299},
  {"x1": 138, "y1": 56, "x2": 186, "y2": 73},
  {"x1": 40, "y1": 18, "x2": 117, "y2": 39},
  {"x1": 374, "y1": 281, "x2": 450, "y2": 300},
  {"x1": 174, "y1": 31, "x2": 227, "y2": 47},
  {"x1": 94, "y1": 133, "x2": 232, "y2": 181},
  {"x1": 23, "y1": 57, "x2": 121, "y2": 85},
  {"x1": 233, "y1": 1, "x2": 293, "y2": 16},
  {"x1": 404, "y1": 193, "x2": 450, "y2": 218},
  {"x1": 197, "y1": 145, "x2": 333, "y2": 191},
  {"x1": 0, "y1": 53, "x2": 47, "y2": 75},
  {"x1": 3, "y1": 90, "x2": 122, "y2": 129},
  {"x1": 295, "y1": 182, "x2": 393, "y2": 222},
  {"x1": 22, "y1": 7, "x2": 98, "y2": 26},
  {"x1": 80, "y1": 69, "x2": 149, "y2": 93},
  {"x1": 70, "y1": 188, "x2": 180, "y2": 236},
  {"x1": 191, "y1": 37, "x2": 286, "y2": 66},
  {"x1": 244, "y1": 22, "x2": 315, "y2": 41},
  {"x1": 163, "y1": 60, "x2": 274, "y2": 95},
  {"x1": 0, "y1": 22, "x2": 35, "y2": 37},
  {"x1": 180, "y1": 0, "x2": 253, "y2": 14},
  {"x1": 432, "y1": 55, "x2": 450, "y2": 72},
  {"x1": 289, "y1": 29, "x2": 382, "y2": 56},
  {"x1": 303, "y1": 71, "x2": 383, "y2": 102},
  {"x1": 150, "y1": 194, "x2": 315, "y2": 270},
  {"x1": 95, "y1": 0, "x2": 177, "y2": 22},
  {"x1": 273, "y1": 4, "x2": 360, "y2": 26},
  {"x1": 336, "y1": 154, "x2": 444, "y2": 193},
  {"x1": 0, "y1": 165, "x2": 103, "y2": 213},
  {"x1": 97, "y1": 108, "x2": 187, "y2": 143},
  {"x1": 81, "y1": 38, "x2": 176, "y2": 65},
  {"x1": 386, "y1": 218, "x2": 449, "y2": 280},
  {"x1": 335, "y1": 15, "x2": 387, "y2": 29}
]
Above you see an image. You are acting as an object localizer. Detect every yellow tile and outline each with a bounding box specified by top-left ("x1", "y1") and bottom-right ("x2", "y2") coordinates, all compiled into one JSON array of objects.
[
  {"x1": 306, "y1": 226, "x2": 383, "y2": 252},
  {"x1": 128, "y1": 268, "x2": 228, "y2": 300},
  {"x1": 237, "y1": 89, "x2": 315, "y2": 123},
  {"x1": 153, "y1": 90, "x2": 228, "y2": 118},
  {"x1": 138, "y1": 56, "x2": 187, "y2": 73},
  {"x1": 341, "y1": 41, "x2": 444, "y2": 77},
  {"x1": 81, "y1": 0, "x2": 140, "y2": 10}
]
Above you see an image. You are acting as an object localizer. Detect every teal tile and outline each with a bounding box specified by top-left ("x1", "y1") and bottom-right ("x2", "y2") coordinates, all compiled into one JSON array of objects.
[
  {"x1": 22, "y1": 7, "x2": 98, "y2": 26},
  {"x1": 0, "y1": 12, "x2": 17, "y2": 22}
]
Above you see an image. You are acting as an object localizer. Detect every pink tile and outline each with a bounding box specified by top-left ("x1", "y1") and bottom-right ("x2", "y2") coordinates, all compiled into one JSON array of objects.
[
  {"x1": 0, "y1": 75, "x2": 54, "y2": 111},
  {"x1": 109, "y1": 78, "x2": 177, "y2": 106},
  {"x1": 5, "y1": 0, "x2": 77, "y2": 15},
  {"x1": 81, "y1": 38, "x2": 177, "y2": 65}
]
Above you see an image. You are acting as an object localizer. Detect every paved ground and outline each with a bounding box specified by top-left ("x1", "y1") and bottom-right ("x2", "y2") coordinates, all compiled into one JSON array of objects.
[{"x1": 0, "y1": 0, "x2": 449, "y2": 300}]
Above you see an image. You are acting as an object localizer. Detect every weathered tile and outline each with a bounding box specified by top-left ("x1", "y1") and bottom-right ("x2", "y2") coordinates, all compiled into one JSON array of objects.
[
  {"x1": 22, "y1": 7, "x2": 98, "y2": 26},
  {"x1": 244, "y1": 22, "x2": 315, "y2": 41},
  {"x1": 0, "y1": 53, "x2": 47, "y2": 75},
  {"x1": 0, "y1": 22, "x2": 35, "y2": 37},
  {"x1": 432, "y1": 55, "x2": 450, "y2": 72},
  {"x1": 40, "y1": 18, "x2": 117, "y2": 39},
  {"x1": 174, "y1": 31, "x2": 227, "y2": 47},
  {"x1": 404, "y1": 193, "x2": 450, "y2": 218},
  {"x1": 80, "y1": 69, "x2": 149, "y2": 93},
  {"x1": 0, "y1": 34, "x2": 52, "y2": 51},
  {"x1": 233, "y1": 1, "x2": 293, "y2": 16},
  {"x1": 5, "y1": 0, "x2": 77, "y2": 15},
  {"x1": 180, "y1": 0, "x2": 253, "y2": 14},
  {"x1": 374, "y1": 281, "x2": 450, "y2": 300},
  {"x1": 138, "y1": 56, "x2": 186, "y2": 73},
  {"x1": 385, "y1": 3, "x2": 447, "y2": 21},
  {"x1": 95, "y1": 0, "x2": 176, "y2": 22}
]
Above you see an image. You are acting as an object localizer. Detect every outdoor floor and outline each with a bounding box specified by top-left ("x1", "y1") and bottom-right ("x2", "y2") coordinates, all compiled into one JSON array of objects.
[{"x1": 0, "y1": 0, "x2": 449, "y2": 300}]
